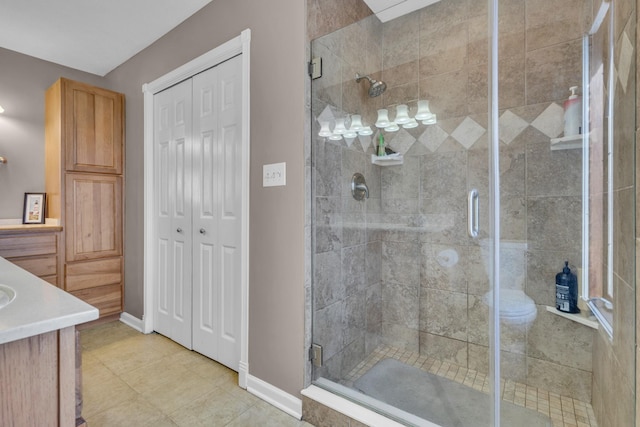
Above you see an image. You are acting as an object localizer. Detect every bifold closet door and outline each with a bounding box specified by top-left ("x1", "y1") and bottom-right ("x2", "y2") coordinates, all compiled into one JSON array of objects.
[
  {"x1": 191, "y1": 56, "x2": 242, "y2": 371},
  {"x1": 153, "y1": 79, "x2": 193, "y2": 350},
  {"x1": 153, "y1": 55, "x2": 243, "y2": 371}
]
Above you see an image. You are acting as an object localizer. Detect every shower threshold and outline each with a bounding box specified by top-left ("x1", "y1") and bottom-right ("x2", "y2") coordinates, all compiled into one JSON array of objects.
[
  {"x1": 354, "y1": 358, "x2": 550, "y2": 426},
  {"x1": 308, "y1": 345, "x2": 598, "y2": 427}
]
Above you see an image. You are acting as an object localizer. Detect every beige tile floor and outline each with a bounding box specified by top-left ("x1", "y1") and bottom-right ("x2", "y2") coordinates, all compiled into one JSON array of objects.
[
  {"x1": 80, "y1": 321, "x2": 313, "y2": 427},
  {"x1": 82, "y1": 321, "x2": 599, "y2": 427},
  {"x1": 344, "y1": 346, "x2": 599, "y2": 427}
]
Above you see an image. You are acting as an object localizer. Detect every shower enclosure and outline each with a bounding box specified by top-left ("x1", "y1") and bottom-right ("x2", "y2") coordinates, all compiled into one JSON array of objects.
[{"x1": 309, "y1": 0, "x2": 635, "y2": 426}]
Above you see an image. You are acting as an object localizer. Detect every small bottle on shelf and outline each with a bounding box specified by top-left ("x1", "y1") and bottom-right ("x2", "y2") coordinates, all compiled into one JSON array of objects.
[{"x1": 377, "y1": 133, "x2": 386, "y2": 157}]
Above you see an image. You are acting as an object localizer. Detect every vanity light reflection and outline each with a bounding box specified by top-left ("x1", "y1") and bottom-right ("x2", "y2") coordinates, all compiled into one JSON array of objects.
[{"x1": 319, "y1": 100, "x2": 437, "y2": 141}]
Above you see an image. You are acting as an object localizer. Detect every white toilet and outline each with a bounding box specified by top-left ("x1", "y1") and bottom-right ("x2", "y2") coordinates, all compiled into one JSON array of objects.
[{"x1": 480, "y1": 239, "x2": 537, "y2": 327}]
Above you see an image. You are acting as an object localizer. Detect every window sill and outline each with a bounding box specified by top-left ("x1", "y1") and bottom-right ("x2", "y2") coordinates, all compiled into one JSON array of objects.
[{"x1": 545, "y1": 305, "x2": 599, "y2": 329}]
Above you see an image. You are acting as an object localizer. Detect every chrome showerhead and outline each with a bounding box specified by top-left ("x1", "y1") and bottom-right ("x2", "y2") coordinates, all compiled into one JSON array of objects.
[
  {"x1": 355, "y1": 73, "x2": 387, "y2": 98},
  {"x1": 368, "y1": 79, "x2": 387, "y2": 98}
]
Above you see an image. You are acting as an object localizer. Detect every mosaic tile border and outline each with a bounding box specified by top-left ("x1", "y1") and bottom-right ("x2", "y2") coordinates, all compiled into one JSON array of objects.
[{"x1": 316, "y1": 101, "x2": 565, "y2": 154}]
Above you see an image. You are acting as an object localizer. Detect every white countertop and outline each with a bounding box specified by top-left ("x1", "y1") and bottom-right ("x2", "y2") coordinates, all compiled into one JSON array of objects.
[{"x1": 0, "y1": 256, "x2": 99, "y2": 345}]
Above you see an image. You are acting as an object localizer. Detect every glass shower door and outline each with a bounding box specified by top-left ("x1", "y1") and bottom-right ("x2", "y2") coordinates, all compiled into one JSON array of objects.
[
  {"x1": 309, "y1": 3, "x2": 499, "y2": 425},
  {"x1": 495, "y1": 0, "x2": 597, "y2": 425},
  {"x1": 308, "y1": 0, "x2": 605, "y2": 425}
]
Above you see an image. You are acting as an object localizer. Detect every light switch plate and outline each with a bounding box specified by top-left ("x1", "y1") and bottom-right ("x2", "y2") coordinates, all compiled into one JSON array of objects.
[{"x1": 263, "y1": 162, "x2": 286, "y2": 187}]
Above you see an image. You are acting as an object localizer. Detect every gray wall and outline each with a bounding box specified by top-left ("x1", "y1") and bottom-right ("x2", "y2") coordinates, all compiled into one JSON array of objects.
[
  {"x1": 0, "y1": 47, "x2": 107, "y2": 218},
  {"x1": 103, "y1": 0, "x2": 306, "y2": 397},
  {"x1": 0, "y1": 0, "x2": 307, "y2": 398}
]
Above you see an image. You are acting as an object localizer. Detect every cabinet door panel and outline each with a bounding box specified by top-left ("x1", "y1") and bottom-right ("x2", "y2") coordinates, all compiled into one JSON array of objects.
[
  {"x1": 0, "y1": 331, "x2": 59, "y2": 427},
  {"x1": 65, "y1": 173, "x2": 122, "y2": 261},
  {"x1": 64, "y1": 80, "x2": 123, "y2": 174}
]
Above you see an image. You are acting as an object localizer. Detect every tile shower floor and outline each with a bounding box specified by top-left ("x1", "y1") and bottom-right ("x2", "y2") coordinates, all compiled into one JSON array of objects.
[
  {"x1": 80, "y1": 321, "x2": 312, "y2": 427},
  {"x1": 344, "y1": 346, "x2": 598, "y2": 427}
]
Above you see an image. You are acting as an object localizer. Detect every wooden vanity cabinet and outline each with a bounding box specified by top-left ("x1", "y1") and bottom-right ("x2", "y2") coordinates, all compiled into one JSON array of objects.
[
  {"x1": 0, "y1": 228, "x2": 62, "y2": 287},
  {"x1": 45, "y1": 78, "x2": 125, "y2": 319},
  {"x1": 0, "y1": 327, "x2": 78, "y2": 427}
]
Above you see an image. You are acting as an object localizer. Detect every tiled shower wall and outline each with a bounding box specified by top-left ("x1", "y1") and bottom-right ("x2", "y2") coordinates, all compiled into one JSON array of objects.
[
  {"x1": 590, "y1": 0, "x2": 637, "y2": 425},
  {"x1": 311, "y1": 0, "x2": 600, "y2": 403},
  {"x1": 311, "y1": 14, "x2": 384, "y2": 382}
]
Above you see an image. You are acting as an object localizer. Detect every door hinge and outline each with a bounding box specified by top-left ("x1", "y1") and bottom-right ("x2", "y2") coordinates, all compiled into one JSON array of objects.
[
  {"x1": 309, "y1": 343, "x2": 323, "y2": 367},
  {"x1": 308, "y1": 57, "x2": 322, "y2": 80}
]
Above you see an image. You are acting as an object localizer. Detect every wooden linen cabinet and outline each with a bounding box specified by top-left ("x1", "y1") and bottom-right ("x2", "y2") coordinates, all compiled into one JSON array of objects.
[{"x1": 45, "y1": 78, "x2": 125, "y2": 320}]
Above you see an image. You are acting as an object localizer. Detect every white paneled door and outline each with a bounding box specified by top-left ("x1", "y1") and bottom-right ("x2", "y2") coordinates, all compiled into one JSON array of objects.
[
  {"x1": 154, "y1": 78, "x2": 192, "y2": 350},
  {"x1": 153, "y1": 55, "x2": 242, "y2": 371}
]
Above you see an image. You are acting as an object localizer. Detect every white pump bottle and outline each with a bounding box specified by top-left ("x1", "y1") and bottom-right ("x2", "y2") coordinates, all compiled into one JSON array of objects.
[{"x1": 563, "y1": 86, "x2": 582, "y2": 137}]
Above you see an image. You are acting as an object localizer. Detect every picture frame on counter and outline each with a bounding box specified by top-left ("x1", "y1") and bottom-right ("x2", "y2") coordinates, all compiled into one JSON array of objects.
[{"x1": 22, "y1": 193, "x2": 46, "y2": 224}]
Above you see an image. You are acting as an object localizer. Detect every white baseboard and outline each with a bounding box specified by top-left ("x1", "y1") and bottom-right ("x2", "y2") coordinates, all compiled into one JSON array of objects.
[
  {"x1": 246, "y1": 375, "x2": 302, "y2": 419},
  {"x1": 238, "y1": 361, "x2": 249, "y2": 389},
  {"x1": 119, "y1": 312, "x2": 144, "y2": 332}
]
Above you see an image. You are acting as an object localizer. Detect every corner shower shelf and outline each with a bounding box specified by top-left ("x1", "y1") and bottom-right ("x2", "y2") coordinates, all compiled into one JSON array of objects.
[
  {"x1": 550, "y1": 134, "x2": 583, "y2": 151},
  {"x1": 371, "y1": 154, "x2": 403, "y2": 166},
  {"x1": 545, "y1": 305, "x2": 599, "y2": 329}
]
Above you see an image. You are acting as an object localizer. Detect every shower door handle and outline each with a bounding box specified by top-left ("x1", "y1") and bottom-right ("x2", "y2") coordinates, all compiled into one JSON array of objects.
[{"x1": 468, "y1": 189, "x2": 479, "y2": 238}]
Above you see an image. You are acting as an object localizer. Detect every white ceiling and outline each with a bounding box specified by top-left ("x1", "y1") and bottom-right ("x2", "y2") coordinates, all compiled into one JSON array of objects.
[
  {"x1": 0, "y1": 0, "x2": 437, "y2": 76},
  {"x1": 363, "y1": 0, "x2": 441, "y2": 22},
  {"x1": 0, "y1": 0, "x2": 212, "y2": 76}
]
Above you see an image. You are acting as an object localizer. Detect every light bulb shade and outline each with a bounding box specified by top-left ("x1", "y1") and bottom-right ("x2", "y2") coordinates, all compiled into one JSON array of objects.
[
  {"x1": 394, "y1": 104, "x2": 410, "y2": 124},
  {"x1": 421, "y1": 114, "x2": 437, "y2": 125},
  {"x1": 375, "y1": 109, "x2": 391, "y2": 128},
  {"x1": 318, "y1": 121, "x2": 332, "y2": 137},
  {"x1": 402, "y1": 118, "x2": 419, "y2": 129},
  {"x1": 384, "y1": 122, "x2": 400, "y2": 132},
  {"x1": 344, "y1": 130, "x2": 358, "y2": 139},
  {"x1": 333, "y1": 118, "x2": 347, "y2": 134},
  {"x1": 358, "y1": 126, "x2": 373, "y2": 136},
  {"x1": 414, "y1": 100, "x2": 432, "y2": 120},
  {"x1": 349, "y1": 114, "x2": 363, "y2": 131},
  {"x1": 329, "y1": 134, "x2": 343, "y2": 140}
]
